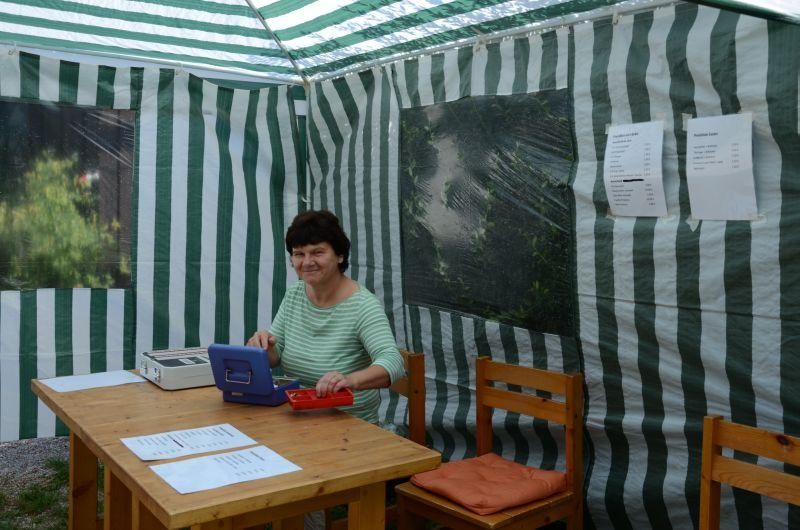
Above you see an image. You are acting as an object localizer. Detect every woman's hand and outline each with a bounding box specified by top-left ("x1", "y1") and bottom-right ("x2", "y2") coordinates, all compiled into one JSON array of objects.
[
  {"x1": 316, "y1": 370, "x2": 356, "y2": 397},
  {"x1": 246, "y1": 330, "x2": 276, "y2": 351}
]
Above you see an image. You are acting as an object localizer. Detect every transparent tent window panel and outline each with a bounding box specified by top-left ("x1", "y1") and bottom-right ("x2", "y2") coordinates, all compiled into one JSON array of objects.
[
  {"x1": 0, "y1": 99, "x2": 134, "y2": 290},
  {"x1": 400, "y1": 91, "x2": 575, "y2": 335}
]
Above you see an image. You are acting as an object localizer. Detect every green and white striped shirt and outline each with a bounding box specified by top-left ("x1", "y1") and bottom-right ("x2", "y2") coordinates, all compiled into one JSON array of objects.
[{"x1": 270, "y1": 281, "x2": 404, "y2": 423}]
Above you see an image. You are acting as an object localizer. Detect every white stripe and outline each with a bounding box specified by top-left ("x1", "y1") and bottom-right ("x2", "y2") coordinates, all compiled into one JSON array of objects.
[
  {"x1": 72, "y1": 289, "x2": 91, "y2": 375},
  {"x1": 228, "y1": 89, "x2": 250, "y2": 345},
  {"x1": 526, "y1": 33, "x2": 542, "y2": 92},
  {"x1": 416, "y1": 54, "x2": 434, "y2": 106},
  {"x1": 198, "y1": 81, "x2": 220, "y2": 346},
  {"x1": 135, "y1": 69, "x2": 159, "y2": 355},
  {"x1": 38, "y1": 55, "x2": 60, "y2": 102},
  {"x1": 255, "y1": 88, "x2": 275, "y2": 328},
  {"x1": 470, "y1": 43, "x2": 488, "y2": 96},
  {"x1": 345, "y1": 74, "x2": 369, "y2": 283},
  {"x1": 442, "y1": 47, "x2": 460, "y2": 102},
  {"x1": 457, "y1": 314, "x2": 477, "y2": 461},
  {"x1": 36, "y1": 290, "x2": 56, "y2": 437},
  {"x1": 386, "y1": 69, "x2": 405, "y2": 340},
  {"x1": 496, "y1": 37, "x2": 515, "y2": 95},
  {"x1": 106, "y1": 290, "x2": 125, "y2": 371},
  {"x1": 513, "y1": 327, "x2": 543, "y2": 466},
  {"x1": 0, "y1": 291, "x2": 21, "y2": 441},
  {"x1": 394, "y1": 60, "x2": 411, "y2": 108},
  {"x1": 276, "y1": 85, "x2": 300, "y2": 285},
  {"x1": 367, "y1": 68, "x2": 385, "y2": 303},
  {"x1": 321, "y1": 79, "x2": 354, "y2": 244},
  {"x1": 113, "y1": 67, "x2": 132, "y2": 109},
  {"x1": 76, "y1": 62, "x2": 98, "y2": 105},
  {"x1": 482, "y1": 320, "x2": 517, "y2": 461},
  {"x1": 555, "y1": 27, "x2": 569, "y2": 89},
  {"x1": 265, "y1": 0, "x2": 363, "y2": 31},
  {"x1": 0, "y1": 48, "x2": 20, "y2": 98},
  {"x1": 168, "y1": 73, "x2": 190, "y2": 348},
  {"x1": 417, "y1": 306, "x2": 444, "y2": 451},
  {"x1": 543, "y1": 332, "x2": 566, "y2": 471}
]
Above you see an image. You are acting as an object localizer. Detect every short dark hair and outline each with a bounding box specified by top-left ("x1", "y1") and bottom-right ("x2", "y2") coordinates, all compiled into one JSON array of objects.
[{"x1": 285, "y1": 210, "x2": 350, "y2": 272}]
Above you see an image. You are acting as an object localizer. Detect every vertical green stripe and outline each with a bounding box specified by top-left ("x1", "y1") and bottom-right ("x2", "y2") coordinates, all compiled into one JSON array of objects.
[
  {"x1": 627, "y1": 11, "x2": 672, "y2": 529},
  {"x1": 484, "y1": 42, "x2": 502, "y2": 95},
  {"x1": 59, "y1": 61, "x2": 79, "y2": 105},
  {"x1": 332, "y1": 78, "x2": 360, "y2": 282},
  {"x1": 710, "y1": 10, "x2": 762, "y2": 529},
  {"x1": 430, "y1": 53, "x2": 446, "y2": 103},
  {"x1": 666, "y1": 5, "x2": 706, "y2": 523},
  {"x1": 267, "y1": 88, "x2": 288, "y2": 319},
  {"x1": 457, "y1": 47, "x2": 472, "y2": 98},
  {"x1": 242, "y1": 90, "x2": 261, "y2": 337},
  {"x1": 770, "y1": 17, "x2": 800, "y2": 530},
  {"x1": 123, "y1": 288, "x2": 135, "y2": 369},
  {"x1": 358, "y1": 70, "x2": 376, "y2": 292},
  {"x1": 214, "y1": 87, "x2": 234, "y2": 342},
  {"x1": 90, "y1": 289, "x2": 106, "y2": 373},
  {"x1": 450, "y1": 313, "x2": 476, "y2": 457},
  {"x1": 378, "y1": 70, "x2": 395, "y2": 334},
  {"x1": 96, "y1": 65, "x2": 116, "y2": 108},
  {"x1": 130, "y1": 68, "x2": 144, "y2": 287},
  {"x1": 530, "y1": 331, "x2": 558, "y2": 469},
  {"x1": 472, "y1": 318, "x2": 501, "y2": 453},
  {"x1": 409, "y1": 305, "x2": 423, "y2": 355},
  {"x1": 151, "y1": 70, "x2": 174, "y2": 350},
  {"x1": 19, "y1": 52, "x2": 39, "y2": 100},
  {"x1": 540, "y1": 31, "x2": 558, "y2": 90},
  {"x1": 512, "y1": 38, "x2": 530, "y2": 94},
  {"x1": 183, "y1": 75, "x2": 204, "y2": 347},
  {"x1": 404, "y1": 58, "x2": 420, "y2": 108},
  {"x1": 292, "y1": 110, "x2": 306, "y2": 212},
  {"x1": 498, "y1": 324, "x2": 528, "y2": 464},
  {"x1": 54, "y1": 289, "x2": 72, "y2": 436},
  {"x1": 308, "y1": 88, "x2": 329, "y2": 210},
  {"x1": 590, "y1": 17, "x2": 632, "y2": 530},
  {"x1": 18, "y1": 291, "x2": 37, "y2": 439},
  {"x1": 429, "y1": 309, "x2": 456, "y2": 460},
  {"x1": 315, "y1": 85, "x2": 344, "y2": 216},
  {"x1": 129, "y1": 68, "x2": 143, "y2": 111}
]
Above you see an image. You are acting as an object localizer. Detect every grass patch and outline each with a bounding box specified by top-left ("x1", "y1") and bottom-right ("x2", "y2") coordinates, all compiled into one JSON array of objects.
[{"x1": 0, "y1": 456, "x2": 70, "y2": 530}]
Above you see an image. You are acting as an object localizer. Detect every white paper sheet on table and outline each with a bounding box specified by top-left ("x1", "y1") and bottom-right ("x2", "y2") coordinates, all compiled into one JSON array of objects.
[
  {"x1": 686, "y1": 113, "x2": 757, "y2": 220},
  {"x1": 603, "y1": 121, "x2": 668, "y2": 217},
  {"x1": 40, "y1": 370, "x2": 146, "y2": 392},
  {"x1": 121, "y1": 423, "x2": 257, "y2": 461},
  {"x1": 150, "y1": 445, "x2": 301, "y2": 494}
]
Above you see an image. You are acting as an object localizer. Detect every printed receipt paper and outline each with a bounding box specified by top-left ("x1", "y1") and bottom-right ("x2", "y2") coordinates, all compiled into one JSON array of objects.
[{"x1": 121, "y1": 423, "x2": 256, "y2": 461}]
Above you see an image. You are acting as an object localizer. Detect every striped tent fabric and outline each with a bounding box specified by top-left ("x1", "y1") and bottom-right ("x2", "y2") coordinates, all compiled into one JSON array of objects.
[
  {"x1": 0, "y1": 0, "x2": 625, "y2": 83},
  {"x1": 306, "y1": 5, "x2": 800, "y2": 529},
  {"x1": 0, "y1": 47, "x2": 303, "y2": 441}
]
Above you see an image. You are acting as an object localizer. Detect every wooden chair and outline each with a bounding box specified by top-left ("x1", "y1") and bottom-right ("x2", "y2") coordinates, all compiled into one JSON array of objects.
[
  {"x1": 325, "y1": 349, "x2": 426, "y2": 530},
  {"x1": 395, "y1": 356, "x2": 584, "y2": 530},
  {"x1": 699, "y1": 415, "x2": 800, "y2": 530}
]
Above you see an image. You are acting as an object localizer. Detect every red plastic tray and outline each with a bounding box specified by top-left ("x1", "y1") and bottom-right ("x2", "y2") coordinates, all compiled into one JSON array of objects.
[{"x1": 286, "y1": 387, "x2": 354, "y2": 410}]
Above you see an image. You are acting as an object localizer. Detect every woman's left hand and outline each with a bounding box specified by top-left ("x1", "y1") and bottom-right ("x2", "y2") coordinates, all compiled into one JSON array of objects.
[{"x1": 316, "y1": 370, "x2": 356, "y2": 397}]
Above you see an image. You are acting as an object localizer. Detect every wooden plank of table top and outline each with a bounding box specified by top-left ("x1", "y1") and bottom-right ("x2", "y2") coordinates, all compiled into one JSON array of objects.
[{"x1": 34, "y1": 378, "x2": 441, "y2": 529}]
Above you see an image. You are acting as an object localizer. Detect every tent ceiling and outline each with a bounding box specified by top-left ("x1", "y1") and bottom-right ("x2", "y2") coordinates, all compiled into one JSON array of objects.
[{"x1": 0, "y1": 0, "x2": 796, "y2": 85}]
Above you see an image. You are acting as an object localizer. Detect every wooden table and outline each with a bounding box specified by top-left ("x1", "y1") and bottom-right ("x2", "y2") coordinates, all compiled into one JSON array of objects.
[{"x1": 32, "y1": 378, "x2": 440, "y2": 530}]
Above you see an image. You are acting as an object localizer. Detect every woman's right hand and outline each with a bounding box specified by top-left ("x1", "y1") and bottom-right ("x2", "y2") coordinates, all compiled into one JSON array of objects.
[{"x1": 246, "y1": 330, "x2": 276, "y2": 351}]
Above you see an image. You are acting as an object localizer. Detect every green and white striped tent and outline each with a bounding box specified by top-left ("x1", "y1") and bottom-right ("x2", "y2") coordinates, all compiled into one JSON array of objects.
[{"x1": 1, "y1": 1, "x2": 799, "y2": 529}]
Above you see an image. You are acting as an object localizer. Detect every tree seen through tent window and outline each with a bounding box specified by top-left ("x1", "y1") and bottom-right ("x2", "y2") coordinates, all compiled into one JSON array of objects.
[
  {"x1": 0, "y1": 99, "x2": 134, "y2": 290},
  {"x1": 400, "y1": 91, "x2": 575, "y2": 335}
]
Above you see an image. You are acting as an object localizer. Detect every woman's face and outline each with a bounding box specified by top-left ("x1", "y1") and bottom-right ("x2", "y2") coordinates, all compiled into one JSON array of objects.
[{"x1": 290, "y1": 242, "x2": 343, "y2": 286}]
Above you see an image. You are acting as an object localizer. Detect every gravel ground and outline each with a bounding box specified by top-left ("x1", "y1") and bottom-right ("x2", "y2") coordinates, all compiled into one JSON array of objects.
[{"x1": 0, "y1": 436, "x2": 70, "y2": 491}]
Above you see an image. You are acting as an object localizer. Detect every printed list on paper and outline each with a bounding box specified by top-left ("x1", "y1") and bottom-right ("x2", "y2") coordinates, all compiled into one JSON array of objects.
[
  {"x1": 40, "y1": 370, "x2": 146, "y2": 392},
  {"x1": 603, "y1": 121, "x2": 667, "y2": 217},
  {"x1": 686, "y1": 113, "x2": 757, "y2": 220},
  {"x1": 150, "y1": 445, "x2": 301, "y2": 494},
  {"x1": 121, "y1": 423, "x2": 256, "y2": 461}
]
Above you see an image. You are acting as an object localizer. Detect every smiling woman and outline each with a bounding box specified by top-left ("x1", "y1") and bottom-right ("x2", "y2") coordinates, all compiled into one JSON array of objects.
[{"x1": 246, "y1": 210, "x2": 405, "y2": 425}]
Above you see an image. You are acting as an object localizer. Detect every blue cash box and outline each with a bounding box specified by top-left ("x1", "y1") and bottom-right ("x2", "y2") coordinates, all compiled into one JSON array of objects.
[{"x1": 208, "y1": 344, "x2": 300, "y2": 406}]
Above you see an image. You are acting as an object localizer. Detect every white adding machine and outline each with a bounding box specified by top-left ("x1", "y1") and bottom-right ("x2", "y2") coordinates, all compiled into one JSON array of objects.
[{"x1": 138, "y1": 347, "x2": 215, "y2": 390}]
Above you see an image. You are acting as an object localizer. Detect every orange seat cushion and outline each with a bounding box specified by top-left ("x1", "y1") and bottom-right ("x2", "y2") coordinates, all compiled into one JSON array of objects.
[{"x1": 410, "y1": 453, "x2": 567, "y2": 515}]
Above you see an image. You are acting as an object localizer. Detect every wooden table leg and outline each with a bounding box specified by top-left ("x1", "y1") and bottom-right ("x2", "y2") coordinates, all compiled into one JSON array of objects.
[
  {"x1": 104, "y1": 467, "x2": 131, "y2": 530},
  {"x1": 273, "y1": 514, "x2": 305, "y2": 530},
  {"x1": 132, "y1": 493, "x2": 167, "y2": 530},
  {"x1": 69, "y1": 432, "x2": 98, "y2": 530},
  {"x1": 347, "y1": 483, "x2": 385, "y2": 530}
]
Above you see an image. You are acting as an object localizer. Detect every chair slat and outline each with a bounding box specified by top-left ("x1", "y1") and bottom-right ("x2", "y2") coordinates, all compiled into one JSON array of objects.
[
  {"x1": 711, "y1": 455, "x2": 800, "y2": 507},
  {"x1": 715, "y1": 420, "x2": 800, "y2": 466},
  {"x1": 483, "y1": 360, "x2": 570, "y2": 396},
  {"x1": 480, "y1": 386, "x2": 567, "y2": 425}
]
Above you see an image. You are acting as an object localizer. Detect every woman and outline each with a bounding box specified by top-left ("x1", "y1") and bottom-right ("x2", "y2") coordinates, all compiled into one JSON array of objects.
[{"x1": 247, "y1": 209, "x2": 404, "y2": 425}]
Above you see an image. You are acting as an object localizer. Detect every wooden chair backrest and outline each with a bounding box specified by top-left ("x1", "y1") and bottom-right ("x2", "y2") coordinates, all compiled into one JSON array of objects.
[
  {"x1": 475, "y1": 356, "x2": 583, "y2": 492},
  {"x1": 699, "y1": 416, "x2": 800, "y2": 529},
  {"x1": 388, "y1": 349, "x2": 426, "y2": 446}
]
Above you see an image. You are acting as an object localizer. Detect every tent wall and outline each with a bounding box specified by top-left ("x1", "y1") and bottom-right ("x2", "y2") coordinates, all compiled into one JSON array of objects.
[
  {"x1": 0, "y1": 50, "x2": 302, "y2": 441},
  {"x1": 305, "y1": 4, "x2": 800, "y2": 529}
]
